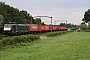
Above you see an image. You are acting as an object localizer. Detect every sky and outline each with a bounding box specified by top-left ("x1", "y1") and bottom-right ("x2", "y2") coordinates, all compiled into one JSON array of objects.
[{"x1": 1, "y1": 0, "x2": 90, "y2": 25}]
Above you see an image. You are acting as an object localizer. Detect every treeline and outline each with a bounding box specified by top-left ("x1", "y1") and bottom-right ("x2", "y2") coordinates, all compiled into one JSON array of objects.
[
  {"x1": 60, "y1": 23, "x2": 78, "y2": 29},
  {"x1": 0, "y1": 1, "x2": 45, "y2": 33},
  {"x1": 0, "y1": 2, "x2": 44, "y2": 26}
]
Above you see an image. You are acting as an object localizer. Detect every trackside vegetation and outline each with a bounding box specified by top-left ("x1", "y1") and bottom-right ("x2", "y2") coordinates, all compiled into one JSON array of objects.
[
  {"x1": 43, "y1": 30, "x2": 73, "y2": 37},
  {"x1": 0, "y1": 31, "x2": 73, "y2": 49},
  {"x1": 0, "y1": 35, "x2": 40, "y2": 49}
]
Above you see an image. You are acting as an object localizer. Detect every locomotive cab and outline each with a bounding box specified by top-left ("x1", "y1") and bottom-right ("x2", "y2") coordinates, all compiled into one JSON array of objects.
[{"x1": 3, "y1": 24, "x2": 15, "y2": 35}]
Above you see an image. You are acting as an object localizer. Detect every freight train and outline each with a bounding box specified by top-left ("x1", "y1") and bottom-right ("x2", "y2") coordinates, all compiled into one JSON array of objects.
[{"x1": 3, "y1": 23, "x2": 67, "y2": 35}]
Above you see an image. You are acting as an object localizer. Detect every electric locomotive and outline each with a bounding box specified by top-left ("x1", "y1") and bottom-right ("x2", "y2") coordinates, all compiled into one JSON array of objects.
[{"x1": 3, "y1": 24, "x2": 29, "y2": 35}]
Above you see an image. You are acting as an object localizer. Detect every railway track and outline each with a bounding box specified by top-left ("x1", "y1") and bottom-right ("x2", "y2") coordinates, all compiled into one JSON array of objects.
[
  {"x1": 0, "y1": 33, "x2": 46, "y2": 40},
  {"x1": 0, "y1": 36, "x2": 12, "y2": 40}
]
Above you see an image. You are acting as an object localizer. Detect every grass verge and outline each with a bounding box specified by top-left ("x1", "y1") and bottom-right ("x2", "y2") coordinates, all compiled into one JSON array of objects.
[{"x1": 0, "y1": 32, "x2": 90, "y2": 60}]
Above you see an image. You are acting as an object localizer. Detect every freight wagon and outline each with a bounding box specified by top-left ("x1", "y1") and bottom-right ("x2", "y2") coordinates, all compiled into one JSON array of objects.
[{"x1": 26, "y1": 24, "x2": 38, "y2": 33}]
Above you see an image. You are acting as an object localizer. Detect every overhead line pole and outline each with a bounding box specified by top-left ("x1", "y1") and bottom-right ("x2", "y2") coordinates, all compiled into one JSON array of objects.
[{"x1": 34, "y1": 15, "x2": 53, "y2": 32}]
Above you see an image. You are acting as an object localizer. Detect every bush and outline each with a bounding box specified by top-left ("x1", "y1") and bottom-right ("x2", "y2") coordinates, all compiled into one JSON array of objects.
[
  {"x1": 0, "y1": 34, "x2": 40, "y2": 47},
  {"x1": 43, "y1": 31, "x2": 73, "y2": 37}
]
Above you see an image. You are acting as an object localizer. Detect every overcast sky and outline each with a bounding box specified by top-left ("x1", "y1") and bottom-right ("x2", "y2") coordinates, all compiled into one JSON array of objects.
[{"x1": 1, "y1": 0, "x2": 90, "y2": 25}]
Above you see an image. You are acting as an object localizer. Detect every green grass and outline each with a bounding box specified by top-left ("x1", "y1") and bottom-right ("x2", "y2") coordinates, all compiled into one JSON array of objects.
[{"x1": 0, "y1": 32, "x2": 90, "y2": 60}]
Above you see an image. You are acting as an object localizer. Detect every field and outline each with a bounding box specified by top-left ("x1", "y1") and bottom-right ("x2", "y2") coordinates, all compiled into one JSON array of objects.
[{"x1": 0, "y1": 32, "x2": 90, "y2": 60}]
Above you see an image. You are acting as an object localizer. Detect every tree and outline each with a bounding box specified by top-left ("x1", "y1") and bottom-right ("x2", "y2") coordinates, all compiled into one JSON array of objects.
[
  {"x1": 60, "y1": 23, "x2": 66, "y2": 26},
  {"x1": 33, "y1": 18, "x2": 41, "y2": 25},
  {"x1": 19, "y1": 10, "x2": 31, "y2": 23},
  {"x1": 79, "y1": 22, "x2": 88, "y2": 30},
  {"x1": 41, "y1": 22, "x2": 45, "y2": 25},
  {"x1": 0, "y1": 14, "x2": 4, "y2": 33},
  {"x1": 82, "y1": 9, "x2": 90, "y2": 23},
  {"x1": 0, "y1": 14, "x2": 4, "y2": 27},
  {"x1": 82, "y1": 9, "x2": 90, "y2": 29},
  {"x1": 0, "y1": 2, "x2": 19, "y2": 23},
  {"x1": 0, "y1": 1, "x2": 44, "y2": 25}
]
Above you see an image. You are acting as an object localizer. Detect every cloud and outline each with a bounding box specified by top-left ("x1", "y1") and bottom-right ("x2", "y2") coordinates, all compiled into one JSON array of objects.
[{"x1": 27, "y1": 7, "x2": 87, "y2": 25}]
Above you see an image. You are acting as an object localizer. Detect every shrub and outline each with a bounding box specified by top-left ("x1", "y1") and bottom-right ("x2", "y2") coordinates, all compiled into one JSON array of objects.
[
  {"x1": 0, "y1": 34, "x2": 40, "y2": 48},
  {"x1": 43, "y1": 31, "x2": 73, "y2": 37}
]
